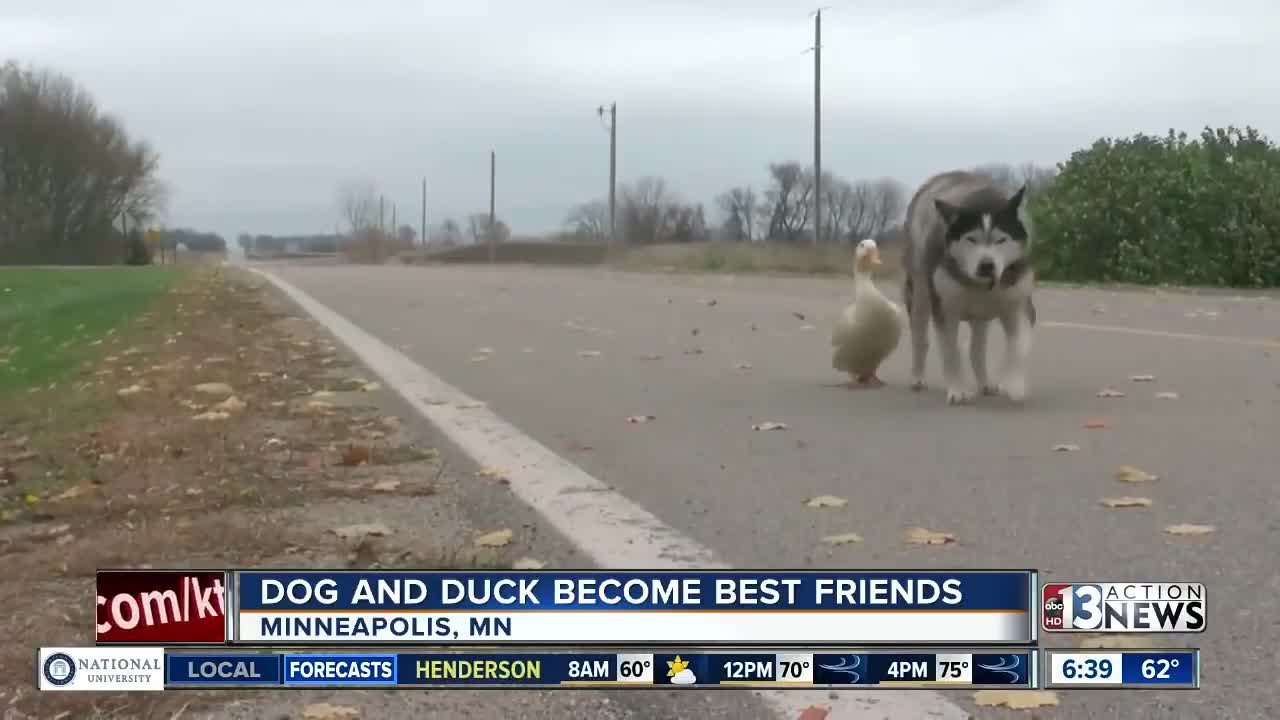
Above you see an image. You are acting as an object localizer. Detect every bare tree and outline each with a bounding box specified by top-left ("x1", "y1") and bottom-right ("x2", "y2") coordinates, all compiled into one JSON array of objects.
[
  {"x1": 467, "y1": 212, "x2": 510, "y2": 245},
  {"x1": 337, "y1": 180, "x2": 379, "y2": 234},
  {"x1": 563, "y1": 199, "x2": 609, "y2": 242},
  {"x1": 716, "y1": 186, "x2": 758, "y2": 242},
  {"x1": 618, "y1": 176, "x2": 674, "y2": 244},
  {"x1": 761, "y1": 162, "x2": 813, "y2": 242}
]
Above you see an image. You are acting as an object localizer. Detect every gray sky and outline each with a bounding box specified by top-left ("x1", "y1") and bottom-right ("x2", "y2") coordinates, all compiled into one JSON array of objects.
[{"x1": 3, "y1": 0, "x2": 1275, "y2": 240}]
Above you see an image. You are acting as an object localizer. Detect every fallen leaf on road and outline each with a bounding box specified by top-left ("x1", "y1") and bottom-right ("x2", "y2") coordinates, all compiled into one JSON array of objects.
[
  {"x1": 1097, "y1": 387, "x2": 1126, "y2": 398},
  {"x1": 683, "y1": 348, "x2": 704, "y2": 355},
  {"x1": 330, "y1": 524, "x2": 393, "y2": 541},
  {"x1": 1164, "y1": 523, "x2": 1216, "y2": 536},
  {"x1": 752, "y1": 421, "x2": 788, "y2": 431},
  {"x1": 1155, "y1": 391, "x2": 1181, "y2": 399},
  {"x1": 973, "y1": 690, "x2": 1060, "y2": 709},
  {"x1": 821, "y1": 532, "x2": 863, "y2": 545},
  {"x1": 904, "y1": 527, "x2": 957, "y2": 545},
  {"x1": 192, "y1": 411, "x2": 231, "y2": 422},
  {"x1": 1100, "y1": 496, "x2": 1152, "y2": 509},
  {"x1": 361, "y1": 382, "x2": 381, "y2": 392},
  {"x1": 193, "y1": 382, "x2": 234, "y2": 397},
  {"x1": 303, "y1": 703, "x2": 360, "y2": 720},
  {"x1": 513, "y1": 557, "x2": 547, "y2": 570},
  {"x1": 796, "y1": 706, "x2": 830, "y2": 720},
  {"x1": 799, "y1": 324, "x2": 817, "y2": 331},
  {"x1": 214, "y1": 396, "x2": 247, "y2": 413},
  {"x1": 312, "y1": 390, "x2": 336, "y2": 399},
  {"x1": 470, "y1": 354, "x2": 491, "y2": 362},
  {"x1": 577, "y1": 350, "x2": 601, "y2": 358},
  {"x1": 705, "y1": 298, "x2": 718, "y2": 306},
  {"x1": 371, "y1": 480, "x2": 401, "y2": 492},
  {"x1": 454, "y1": 401, "x2": 487, "y2": 410},
  {"x1": 475, "y1": 347, "x2": 495, "y2": 355},
  {"x1": 53, "y1": 484, "x2": 91, "y2": 501},
  {"x1": 476, "y1": 466, "x2": 508, "y2": 480},
  {"x1": 641, "y1": 353, "x2": 663, "y2": 360},
  {"x1": 1091, "y1": 304, "x2": 1107, "y2": 314},
  {"x1": 340, "y1": 445, "x2": 372, "y2": 467},
  {"x1": 302, "y1": 400, "x2": 335, "y2": 415},
  {"x1": 735, "y1": 362, "x2": 753, "y2": 370},
  {"x1": 116, "y1": 384, "x2": 146, "y2": 397},
  {"x1": 804, "y1": 495, "x2": 848, "y2": 509},
  {"x1": 626, "y1": 414, "x2": 656, "y2": 424},
  {"x1": 475, "y1": 529, "x2": 513, "y2": 547},
  {"x1": 424, "y1": 398, "x2": 450, "y2": 405},
  {"x1": 1130, "y1": 374, "x2": 1157, "y2": 382},
  {"x1": 1114, "y1": 465, "x2": 1158, "y2": 483},
  {"x1": 1083, "y1": 418, "x2": 1109, "y2": 429},
  {"x1": 1078, "y1": 634, "x2": 1155, "y2": 649},
  {"x1": 1053, "y1": 443, "x2": 1082, "y2": 452},
  {"x1": 792, "y1": 312, "x2": 806, "y2": 321}
]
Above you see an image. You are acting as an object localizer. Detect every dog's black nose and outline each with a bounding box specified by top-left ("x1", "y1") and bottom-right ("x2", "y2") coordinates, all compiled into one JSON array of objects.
[{"x1": 976, "y1": 259, "x2": 996, "y2": 278}]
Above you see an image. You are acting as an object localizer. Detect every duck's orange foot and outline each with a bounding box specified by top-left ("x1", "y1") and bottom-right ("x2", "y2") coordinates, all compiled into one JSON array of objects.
[{"x1": 848, "y1": 374, "x2": 886, "y2": 389}]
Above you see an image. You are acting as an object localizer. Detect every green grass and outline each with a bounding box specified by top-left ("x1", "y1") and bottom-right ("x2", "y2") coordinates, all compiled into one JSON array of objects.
[{"x1": 0, "y1": 267, "x2": 182, "y2": 396}]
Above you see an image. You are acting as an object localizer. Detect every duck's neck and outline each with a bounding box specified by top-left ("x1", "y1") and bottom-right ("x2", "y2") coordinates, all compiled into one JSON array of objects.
[{"x1": 853, "y1": 270, "x2": 879, "y2": 299}]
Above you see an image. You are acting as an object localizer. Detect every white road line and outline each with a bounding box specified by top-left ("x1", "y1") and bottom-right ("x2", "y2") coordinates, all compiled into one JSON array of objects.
[{"x1": 253, "y1": 267, "x2": 971, "y2": 720}]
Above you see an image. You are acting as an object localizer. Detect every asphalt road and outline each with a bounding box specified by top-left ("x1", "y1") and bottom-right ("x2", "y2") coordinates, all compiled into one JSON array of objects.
[{"x1": 265, "y1": 262, "x2": 1279, "y2": 720}]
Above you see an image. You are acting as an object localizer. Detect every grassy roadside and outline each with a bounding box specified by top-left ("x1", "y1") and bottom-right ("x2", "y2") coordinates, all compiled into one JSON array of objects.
[
  {"x1": 0, "y1": 268, "x2": 182, "y2": 396},
  {"x1": 0, "y1": 267, "x2": 561, "y2": 719}
]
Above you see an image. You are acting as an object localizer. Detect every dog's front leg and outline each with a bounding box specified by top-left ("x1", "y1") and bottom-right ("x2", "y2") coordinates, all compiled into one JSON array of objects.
[
  {"x1": 936, "y1": 314, "x2": 971, "y2": 405},
  {"x1": 908, "y1": 277, "x2": 932, "y2": 391},
  {"x1": 969, "y1": 319, "x2": 998, "y2": 395},
  {"x1": 998, "y1": 306, "x2": 1033, "y2": 402}
]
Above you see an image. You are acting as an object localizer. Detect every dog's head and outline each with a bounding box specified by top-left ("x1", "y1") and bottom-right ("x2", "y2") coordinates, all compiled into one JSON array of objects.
[{"x1": 934, "y1": 185, "x2": 1029, "y2": 289}]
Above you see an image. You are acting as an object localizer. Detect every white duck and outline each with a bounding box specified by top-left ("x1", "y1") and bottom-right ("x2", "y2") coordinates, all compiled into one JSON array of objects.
[{"x1": 831, "y1": 238, "x2": 904, "y2": 388}]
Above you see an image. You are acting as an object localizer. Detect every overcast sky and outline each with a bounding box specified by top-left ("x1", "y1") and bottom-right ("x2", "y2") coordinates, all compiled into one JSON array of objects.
[{"x1": 3, "y1": 0, "x2": 1275, "y2": 240}]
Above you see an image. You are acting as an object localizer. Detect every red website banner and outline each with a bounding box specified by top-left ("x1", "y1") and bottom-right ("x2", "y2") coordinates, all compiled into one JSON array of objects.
[{"x1": 96, "y1": 570, "x2": 226, "y2": 643}]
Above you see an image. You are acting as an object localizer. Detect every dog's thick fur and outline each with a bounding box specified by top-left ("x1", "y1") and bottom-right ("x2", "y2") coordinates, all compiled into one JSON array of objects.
[{"x1": 901, "y1": 170, "x2": 1037, "y2": 405}]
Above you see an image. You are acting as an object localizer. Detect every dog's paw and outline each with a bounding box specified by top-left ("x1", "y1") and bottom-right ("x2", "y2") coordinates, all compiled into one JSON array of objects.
[
  {"x1": 946, "y1": 386, "x2": 974, "y2": 405},
  {"x1": 980, "y1": 384, "x2": 1001, "y2": 396},
  {"x1": 1001, "y1": 374, "x2": 1029, "y2": 403},
  {"x1": 910, "y1": 378, "x2": 927, "y2": 392}
]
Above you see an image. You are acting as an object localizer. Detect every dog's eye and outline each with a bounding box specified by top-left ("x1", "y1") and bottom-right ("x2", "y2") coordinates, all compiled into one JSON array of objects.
[
  {"x1": 995, "y1": 236, "x2": 1008, "y2": 244},
  {"x1": 966, "y1": 236, "x2": 977, "y2": 244}
]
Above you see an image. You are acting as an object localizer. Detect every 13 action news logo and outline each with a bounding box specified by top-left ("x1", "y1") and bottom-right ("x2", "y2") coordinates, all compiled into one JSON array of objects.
[{"x1": 1042, "y1": 583, "x2": 1205, "y2": 633}]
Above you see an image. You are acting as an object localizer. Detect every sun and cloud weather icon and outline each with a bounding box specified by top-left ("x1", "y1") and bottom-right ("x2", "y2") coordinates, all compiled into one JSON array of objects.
[{"x1": 666, "y1": 655, "x2": 697, "y2": 685}]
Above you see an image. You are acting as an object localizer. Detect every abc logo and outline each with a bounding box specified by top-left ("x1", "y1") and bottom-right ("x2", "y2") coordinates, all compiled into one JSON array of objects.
[{"x1": 1044, "y1": 598, "x2": 1064, "y2": 612}]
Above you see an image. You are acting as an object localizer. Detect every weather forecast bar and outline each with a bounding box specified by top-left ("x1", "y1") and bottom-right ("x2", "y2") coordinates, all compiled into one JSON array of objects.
[{"x1": 162, "y1": 648, "x2": 1036, "y2": 689}]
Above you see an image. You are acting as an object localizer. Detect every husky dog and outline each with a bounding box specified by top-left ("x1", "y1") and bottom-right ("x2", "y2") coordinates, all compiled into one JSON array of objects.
[{"x1": 901, "y1": 170, "x2": 1037, "y2": 405}]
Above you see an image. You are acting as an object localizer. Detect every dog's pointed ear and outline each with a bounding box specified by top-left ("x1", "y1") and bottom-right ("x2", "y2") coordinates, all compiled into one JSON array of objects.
[
  {"x1": 934, "y1": 199, "x2": 961, "y2": 226},
  {"x1": 1006, "y1": 185, "x2": 1027, "y2": 212}
]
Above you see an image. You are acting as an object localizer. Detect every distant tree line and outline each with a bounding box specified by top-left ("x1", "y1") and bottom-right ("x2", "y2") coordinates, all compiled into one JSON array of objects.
[
  {"x1": 161, "y1": 228, "x2": 225, "y2": 253},
  {"x1": 0, "y1": 59, "x2": 166, "y2": 265}
]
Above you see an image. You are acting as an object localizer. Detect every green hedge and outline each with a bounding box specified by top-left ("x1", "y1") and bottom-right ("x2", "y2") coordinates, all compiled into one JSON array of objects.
[{"x1": 1031, "y1": 126, "x2": 1280, "y2": 287}]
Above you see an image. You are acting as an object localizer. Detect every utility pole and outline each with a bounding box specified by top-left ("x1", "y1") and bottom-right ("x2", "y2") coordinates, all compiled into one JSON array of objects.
[
  {"x1": 813, "y1": 8, "x2": 823, "y2": 245},
  {"x1": 488, "y1": 150, "x2": 497, "y2": 264},
  {"x1": 597, "y1": 102, "x2": 617, "y2": 248},
  {"x1": 421, "y1": 177, "x2": 427, "y2": 248},
  {"x1": 379, "y1": 195, "x2": 385, "y2": 234}
]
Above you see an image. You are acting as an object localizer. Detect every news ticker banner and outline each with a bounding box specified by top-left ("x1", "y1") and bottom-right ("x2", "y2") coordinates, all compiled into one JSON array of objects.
[
  {"x1": 97, "y1": 569, "x2": 1037, "y2": 645},
  {"x1": 42, "y1": 647, "x2": 1042, "y2": 691}
]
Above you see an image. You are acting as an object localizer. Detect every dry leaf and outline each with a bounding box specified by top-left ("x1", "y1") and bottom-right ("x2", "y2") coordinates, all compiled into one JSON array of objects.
[
  {"x1": 804, "y1": 495, "x2": 848, "y2": 509},
  {"x1": 476, "y1": 466, "x2": 508, "y2": 480},
  {"x1": 1083, "y1": 418, "x2": 1108, "y2": 429},
  {"x1": 1164, "y1": 523, "x2": 1216, "y2": 536},
  {"x1": 1100, "y1": 496, "x2": 1153, "y2": 509},
  {"x1": 704, "y1": 298, "x2": 718, "y2": 306},
  {"x1": 683, "y1": 348, "x2": 704, "y2": 355},
  {"x1": 192, "y1": 410, "x2": 231, "y2": 422},
  {"x1": 973, "y1": 690, "x2": 1060, "y2": 710},
  {"x1": 1053, "y1": 443, "x2": 1082, "y2": 452},
  {"x1": 116, "y1": 384, "x2": 146, "y2": 397},
  {"x1": 53, "y1": 484, "x2": 91, "y2": 501},
  {"x1": 455, "y1": 401, "x2": 487, "y2": 409},
  {"x1": 1078, "y1": 634, "x2": 1155, "y2": 649},
  {"x1": 469, "y1": 354, "x2": 491, "y2": 362},
  {"x1": 904, "y1": 527, "x2": 957, "y2": 545},
  {"x1": 735, "y1": 362, "x2": 753, "y2": 370},
  {"x1": 577, "y1": 350, "x2": 601, "y2": 358},
  {"x1": 792, "y1": 311, "x2": 806, "y2": 321},
  {"x1": 214, "y1": 396, "x2": 247, "y2": 413},
  {"x1": 303, "y1": 400, "x2": 335, "y2": 414},
  {"x1": 340, "y1": 445, "x2": 371, "y2": 467},
  {"x1": 361, "y1": 382, "x2": 382, "y2": 392},
  {"x1": 303, "y1": 703, "x2": 360, "y2": 720},
  {"x1": 798, "y1": 324, "x2": 817, "y2": 331},
  {"x1": 512, "y1": 557, "x2": 547, "y2": 570},
  {"x1": 1130, "y1": 374, "x2": 1157, "y2": 382},
  {"x1": 752, "y1": 421, "x2": 788, "y2": 431},
  {"x1": 330, "y1": 523, "x2": 393, "y2": 541},
  {"x1": 1097, "y1": 387, "x2": 1126, "y2": 398},
  {"x1": 821, "y1": 532, "x2": 863, "y2": 545},
  {"x1": 1155, "y1": 391, "x2": 1181, "y2": 400},
  {"x1": 626, "y1": 414, "x2": 656, "y2": 424},
  {"x1": 796, "y1": 706, "x2": 830, "y2": 720},
  {"x1": 312, "y1": 390, "x2": 336, "y2": 399},
  {"x1": 641, "y1": 353, "x2": 663, "y2": 360},
  {"x1": 474, "y1": 347, "x2": 495, "y2": 355},
  {"x1": 371, "y1": 480, "x2": 401, "y2": 492},
  {"x1": 475, "y1": 529, "x2": 513, "y2": 547},
  {"x1": 192, "y1": 382, "x2": 234, "y2": 397},
  {"x1": 1114, "y1": 465, "x2": 1159, "y2": 483}
]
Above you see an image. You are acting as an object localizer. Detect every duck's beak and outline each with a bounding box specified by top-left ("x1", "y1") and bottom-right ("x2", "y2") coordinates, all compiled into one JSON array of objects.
[{"x1": 868, "y1": 247, "x2": 883, "y2": 266}]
